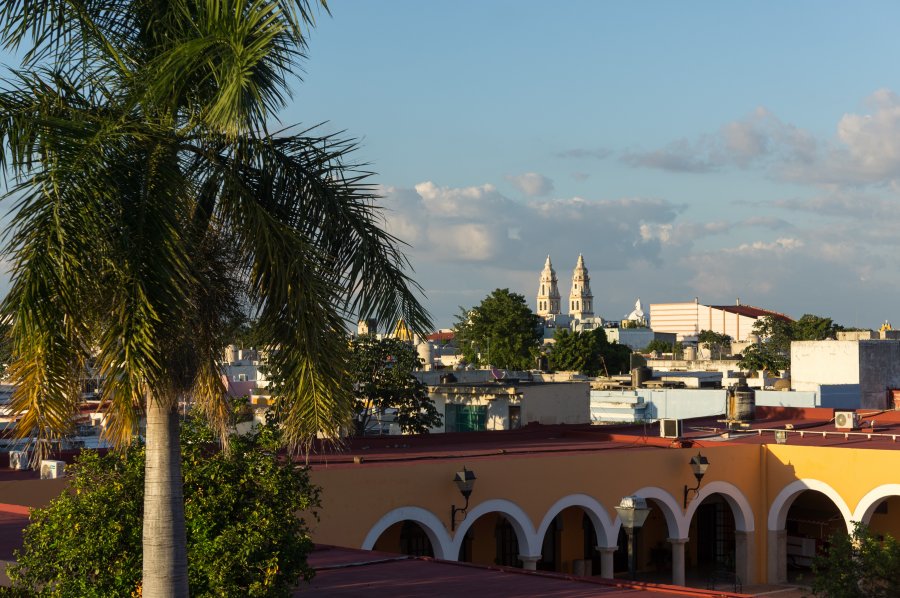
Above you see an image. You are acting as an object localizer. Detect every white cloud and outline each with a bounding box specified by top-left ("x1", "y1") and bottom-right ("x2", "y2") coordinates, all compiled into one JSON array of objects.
[{"x1": 504, "y1": 172, "x2": 554, "y2": 197}]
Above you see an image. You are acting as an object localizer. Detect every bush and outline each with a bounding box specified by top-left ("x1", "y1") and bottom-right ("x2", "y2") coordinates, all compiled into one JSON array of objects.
[{"x1": 9, "y1": 415, "x2": 319, "y2": 597}]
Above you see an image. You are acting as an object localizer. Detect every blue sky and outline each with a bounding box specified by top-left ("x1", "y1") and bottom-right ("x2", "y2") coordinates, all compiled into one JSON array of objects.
[
  {"x1": 7, "y1": 2, "x2": 900, "y2": 330},
  {"x1": 281, "y1": 1, "x2": 900, "y2": 330}
]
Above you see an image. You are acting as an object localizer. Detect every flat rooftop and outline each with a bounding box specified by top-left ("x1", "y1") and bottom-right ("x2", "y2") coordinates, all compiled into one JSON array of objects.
[
  {"x1": 299, "y1": 545, "x2": 749, "y2": 598},
  {"x1": 307, "y1": 406, "x2": 900, "y2": 468}
]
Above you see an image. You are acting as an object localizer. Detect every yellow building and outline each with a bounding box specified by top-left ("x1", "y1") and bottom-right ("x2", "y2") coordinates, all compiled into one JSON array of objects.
[{"x1": 307, "y1": 406, "x2": 900, "y2": 589}]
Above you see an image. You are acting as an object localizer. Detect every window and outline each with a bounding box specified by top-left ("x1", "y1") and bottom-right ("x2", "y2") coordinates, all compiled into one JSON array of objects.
[{"x1": 445, "y1": 404, "x2": 487, "y2": 432}]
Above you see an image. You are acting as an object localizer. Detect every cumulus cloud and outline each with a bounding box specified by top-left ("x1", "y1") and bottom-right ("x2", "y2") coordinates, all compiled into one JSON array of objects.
[{"x1": 504, "y1": 172, "x2": 554, "y2": 197}]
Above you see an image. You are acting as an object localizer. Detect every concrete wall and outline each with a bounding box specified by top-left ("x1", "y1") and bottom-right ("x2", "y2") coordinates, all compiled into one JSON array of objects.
[
  {"x1": 791, "y1": 341, "x2": 860, "y2": 391},
  {"x1": 858, "y1": 341, "x2": 900, "y2": 409},
  {"x1": 521, "y1": 383, "x2": 590, "y2": 426},
  {"x1": 792, "y1": 340, "x2": 900, "y2": 409},
  {"x1": 755, "y1": 390, "x2": 819, "y2": 408},
  {"x1": 428, "y1": 382, "x2": 589, "y2": 431},
  {"x1": 590, "y1": 388, "x2": 727, "y2": 421}
]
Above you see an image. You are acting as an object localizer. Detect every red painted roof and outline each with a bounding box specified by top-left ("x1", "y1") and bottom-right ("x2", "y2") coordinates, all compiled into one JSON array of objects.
[
  {"x1": 426, "y1": 331, "x2": 455, "y2": 343},
  {"x1": 708, "y1": 305, "x2": 793, "y2": 322},
  {"x1": 305, "y1": 407, "x2": 900, "y2": 469},
  {"x1": 298, "y1": 545, "x2": 749, "y2": 597}
]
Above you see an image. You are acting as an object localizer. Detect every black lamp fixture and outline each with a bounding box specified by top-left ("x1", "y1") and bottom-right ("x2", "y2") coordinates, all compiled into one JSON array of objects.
[
  {"x1": 450, "y1": 467, "x2": 476, "y2": 531},
  {"x1": 683, "y1": 451, "x2": 710, "y2": 508}
]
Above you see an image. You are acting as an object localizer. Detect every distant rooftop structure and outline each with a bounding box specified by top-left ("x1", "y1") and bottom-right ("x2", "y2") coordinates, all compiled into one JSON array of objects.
[{"x1": 649, "y1": 298, "x2": 792, "y2": 342}]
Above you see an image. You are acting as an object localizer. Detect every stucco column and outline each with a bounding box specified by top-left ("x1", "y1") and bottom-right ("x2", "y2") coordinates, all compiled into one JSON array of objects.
[
  {"x1": 519, "y1": 555, "x2": 540, "y2": 570},
  {"x1": 734, "y1": 530, "x2": 754, "y2": 585},
  {"x1": 668, "y1": 538, "x2": 688, "y2": 586},
  {"x1": 767, "y1": 529, "x2": 787, "y2": 584},
  {"x1": 596, "y1": 546, "x2": 617, "y2": 579}
]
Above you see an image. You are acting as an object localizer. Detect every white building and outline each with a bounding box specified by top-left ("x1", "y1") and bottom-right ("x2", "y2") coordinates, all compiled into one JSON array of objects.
[
  {"x1": 427, "y1": 381, "x2": 590, "y2": 432},
  {"x1": 791, "y1": 339, "x2": 900, "y2": 409},
  {"x1": 649, "y1": 298, "x2": 791, "y2": 342}
]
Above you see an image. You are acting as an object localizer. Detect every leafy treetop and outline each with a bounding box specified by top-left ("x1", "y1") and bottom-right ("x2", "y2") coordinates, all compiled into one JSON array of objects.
[
  {"x1": 453, "y1": 288, "x2": 542, "y2": 370},
  {"x1": 549, "y1": 327, "x2": 632, "y2": 376},
  {"x1": 348, "y1": 335, "x2": 442, "y2": 435}
]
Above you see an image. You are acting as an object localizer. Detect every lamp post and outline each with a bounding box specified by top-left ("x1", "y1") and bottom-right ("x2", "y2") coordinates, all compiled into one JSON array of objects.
[
  {"x1": 683, "y1": 451, "x2": 710, "y2": 508},
  {"x1": 450, "y1": 467, "x2": 476, "y2": 531},
  {"x1": 615, "y1": 495, "x2": 650, "y2": 580}
]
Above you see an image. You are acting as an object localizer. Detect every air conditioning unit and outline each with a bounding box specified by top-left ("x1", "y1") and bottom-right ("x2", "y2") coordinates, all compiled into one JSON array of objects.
[
  {"x1": 835, "y1": 411, "x2": 859, "y2": 430},
  {"x1": 660, "y1": 418, "x2": 681, "y2": 438},
  {"x1": 9, "y1": 450, "x2": 29, "y2": 470},
  {"x1": 40, "y1": 460, "x2": 65, "y2": 480}
]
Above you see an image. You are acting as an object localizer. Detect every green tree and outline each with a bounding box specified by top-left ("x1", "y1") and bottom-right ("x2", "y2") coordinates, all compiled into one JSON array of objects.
[
  {"x1": 793, "y1": 313, "x2": 843, "y2": 341},
  {"x1": 9, "y1": 414, "x2": 319, "y2": 597},
  {"x1": 812, "y1": 522, "x2": 900, "y2": 598},
  {"x1": 349, "y1": 335, "x2": 442, "y2": 435},
  {"x1": 698, "y1": 329, "x2": 732, "y2": 359},
  {"x1": 736, "y1": 342, "x2": 789, "y2": 375},
  {"x1": 0, "y1": 3, "x2": 428, "y2": 596},
  {"x1": 453, "y1": 289, "x2": 542, "y2": 370},
  {"x1": 549, "y1": 328, "x2": 631, "y2": 376}
]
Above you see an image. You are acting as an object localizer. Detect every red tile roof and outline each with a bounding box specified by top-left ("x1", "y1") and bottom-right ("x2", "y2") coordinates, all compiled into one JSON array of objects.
[{"x1": 426, "y1": 331, "x2": 455, "y2": 343}]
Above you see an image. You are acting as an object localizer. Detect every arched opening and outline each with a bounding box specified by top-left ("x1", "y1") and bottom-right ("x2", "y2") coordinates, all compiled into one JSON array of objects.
[
  {"x1": 686, "y1": 494, "x2": 737, "y2": 588},
  {"x1": 784, "y1": 490, "x2": 846, "y2": 582},
  {"x1": 862, "y1": 495, "x2": 900, "y2": 540},
  {"x1": 372, "y1": 520, "x2": 435, "y2": 557},
  {"x1": 534, "y1": 506, "x2": 607, "y2": 574},
  {"x1": 457, "y1": 512, "x2": 523, "y2": 568}
]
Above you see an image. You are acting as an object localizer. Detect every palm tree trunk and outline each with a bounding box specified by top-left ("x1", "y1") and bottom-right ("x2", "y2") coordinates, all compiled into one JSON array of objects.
[{"x1": 142, "y1": 398, "x2": 189, "y2": 597}]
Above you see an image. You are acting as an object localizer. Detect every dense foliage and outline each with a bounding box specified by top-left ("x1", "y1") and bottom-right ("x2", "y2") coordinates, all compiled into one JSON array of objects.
[
  {"x1": 738, "y1": 314, "x2": 842, "y2": 374},
  {"x1": 349, "y1": 335, "x2": 442, "y2": 434},
  {"x1": 0, "y1": 2, "x2": 428, "y2": 593},
  {"x1": 812, "y1": 523, "x2": 900, "y2": 598},
  {"x1": 549, "y1": 328, "x2": 632, "y2": 375},
  {"x1": 453, "y1": 289, "x2": 542, "y2": 370},
  {"x1": 8, "y1": 416, "x2": 319, "y2": 598}
]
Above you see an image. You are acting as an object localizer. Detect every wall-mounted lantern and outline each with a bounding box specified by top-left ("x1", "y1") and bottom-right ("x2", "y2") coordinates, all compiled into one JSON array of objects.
[
  {"x1": 683, "y1": 451, "x2": 709, "y2": 508},
  {"x1": 450, "y1": 467, "x2": 476, "y2": 531}
]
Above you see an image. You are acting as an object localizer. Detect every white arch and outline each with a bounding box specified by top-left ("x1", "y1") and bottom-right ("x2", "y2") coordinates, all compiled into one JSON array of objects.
[
  {"x1": 767, "y1": 479, "x2": 853, "y2": 532},
  {"x1": 451, "y1": 498, "x2": 539, "y2": 558},
  {"x1": 684, "y1": 481, "x2": 755, "y2": 532},
  {"x1": 853, "y1": 484, "x2": 900, "y2": 524},
  {"x1": 362, "y1": 506, "x2": 453, "y2": 559},
  {"x1": 623, "y1": 486, "x2": 686, "y2": 539},
  {"x1": 536, "y1": 493, "x2": 617, "y2": 549}
]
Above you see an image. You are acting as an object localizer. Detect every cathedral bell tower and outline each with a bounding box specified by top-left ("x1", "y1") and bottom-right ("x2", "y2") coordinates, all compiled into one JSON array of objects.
[
  {"x1": 569, "y1": 254, "x2": 594, "y2": 320},
  {"x1": 536, "y1": 255, "x2": 561, "y2": 317}
]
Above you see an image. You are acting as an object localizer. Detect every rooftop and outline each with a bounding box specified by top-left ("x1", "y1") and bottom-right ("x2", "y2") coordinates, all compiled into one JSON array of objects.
[
  {"x1": 306, "y1": 406, "x2": 900, "y2": 468},
  {"x1": 299, "y1": 545, "x2": 749, "y2": 598}
]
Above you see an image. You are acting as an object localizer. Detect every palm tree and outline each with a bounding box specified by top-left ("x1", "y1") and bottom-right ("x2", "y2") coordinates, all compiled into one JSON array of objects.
[{"x1": 0, "y1": 1, "x2": 429, "y2": 596}]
